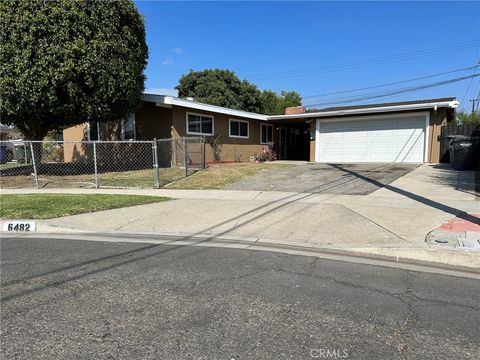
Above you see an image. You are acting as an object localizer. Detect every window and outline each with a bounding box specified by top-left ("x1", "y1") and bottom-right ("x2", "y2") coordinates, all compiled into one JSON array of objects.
[
  {"x1": 186, "y1": 113, "x2": 214, "y2": 135},
  {"x1": 55, "y1": 128, "x2": 63, "y2": 143},
  {"x1": 260, "y1": 123, "x2": 273, "y2": 144},
  {"x1": 88, "y1": 121, "x2": 100, "y2": 141},
  {"x1": 229, "y1": 119, "x2": 249, "y2": 138},
  {"x1": 122, "y1": 114, "x2": 135, "y2": 140}
]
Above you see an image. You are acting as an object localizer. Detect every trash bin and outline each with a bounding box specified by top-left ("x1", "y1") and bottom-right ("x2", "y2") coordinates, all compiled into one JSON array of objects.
[
  {"x1": 14, "y1": 142, "x2": 30, "y2": 163},
  {"x1": 449, "y1": 135, "x2": 479, "y2": 171},
  {"x1": 0, "y1": 144, "x2": 7, "y2": 164}
]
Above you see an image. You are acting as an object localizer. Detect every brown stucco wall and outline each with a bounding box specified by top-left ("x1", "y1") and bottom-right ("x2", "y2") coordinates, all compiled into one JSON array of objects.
[
  {"x1": 61, "y1": 102, "x2": 271, "y2": 163},
  {"x1": 63, "y1": 124, "x2": 87, "y2": 162},
  {"x1": 309, "y1": 121, "x2": 315, "y2": 162},
  {"x1": 427, "y1": 108, "x2": 451, "y2": 163},
  {"x1": 136, "y1": 102, "x2": 172, "y2": 140},
  {"x1": 309, "y1": 140, "x2": 315, "y2": 162},
  {"x1": 62, "y1": 121, "x2": 122, "y2": 161},
  {"x1": 63, "y1": 123, "x2": 87, "y2": 142},
  {"x1": 171, "y1": 106, "x2": 268, "y2": 162}
]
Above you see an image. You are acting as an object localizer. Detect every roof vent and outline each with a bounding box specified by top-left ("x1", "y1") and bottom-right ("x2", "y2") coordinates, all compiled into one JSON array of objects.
[{"x1": 186, "y1": 97, "x2": 194, "y2": 101}]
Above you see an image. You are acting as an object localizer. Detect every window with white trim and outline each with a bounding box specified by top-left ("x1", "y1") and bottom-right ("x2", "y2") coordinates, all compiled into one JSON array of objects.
[
  {"x1": 88, "y1": 121, "x2": 100, "y2": 141},
  {"x1": 260, "y1": 123, "x2": 273, "y2": 144},
  {"x1": 122, "y1": 114, "x2": 135, "y2": 140},
  {"x1": 229, "y1": 119, "x2": 249, "y2": 138},
  {"x1": 187, "y1": 113, "x2": 213, "y2": 135}
]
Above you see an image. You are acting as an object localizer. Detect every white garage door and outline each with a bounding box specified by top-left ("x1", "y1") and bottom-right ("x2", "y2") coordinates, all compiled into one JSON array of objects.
[{"x1": 316, "y1": 114, "x2": 427, "y2": 163}]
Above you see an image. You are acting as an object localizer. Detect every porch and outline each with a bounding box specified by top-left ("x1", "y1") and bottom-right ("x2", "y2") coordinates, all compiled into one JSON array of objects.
[{"x1": 269, "y1": 118, "x2": 312, "y2": 161}]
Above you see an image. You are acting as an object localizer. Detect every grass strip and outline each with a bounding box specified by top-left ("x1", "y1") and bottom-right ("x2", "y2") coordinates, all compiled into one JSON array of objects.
[{"x1": 0, "y1": 194, "x2": 171, "y2": 219}]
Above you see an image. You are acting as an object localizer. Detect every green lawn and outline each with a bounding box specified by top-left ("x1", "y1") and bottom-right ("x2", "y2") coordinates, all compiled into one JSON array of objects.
[
  {"x1": 166, "y1": 162, "x2": 293, "y2": 189},
  {"x1": 0, "y1": 163, "x2": 29, "y2": 170},
  {"x1": 0, "y1": 194, "x2": 171, "y2": 219}
]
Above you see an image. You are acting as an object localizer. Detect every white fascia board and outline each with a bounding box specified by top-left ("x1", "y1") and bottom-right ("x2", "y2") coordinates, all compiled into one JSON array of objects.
[
  {"x1": 267, "y1": 101, "x2": 459, "y2": 121},
  {"x1": 168, "y1": 97, "x2": 268, "y2": 121},
  {"x1": 144, "y1": 94, "x2": 267, "y2": 121},
  {"x1": 142, "y1": 93, "x2": 167, "y2": 103}
]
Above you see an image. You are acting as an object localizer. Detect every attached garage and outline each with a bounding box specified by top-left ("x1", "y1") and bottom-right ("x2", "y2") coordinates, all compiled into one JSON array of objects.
[
  {"x1": 315, "y1": 113, "x2": 428, "y2": 163},
  {"x1": 268, "y1": 98, "x2": 458, "y2": 163}
]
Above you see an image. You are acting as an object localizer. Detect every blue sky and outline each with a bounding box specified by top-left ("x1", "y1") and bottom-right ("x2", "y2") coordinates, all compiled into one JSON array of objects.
[{"x1": 135, "y1": 1, "x2": 480, "y2": 111}]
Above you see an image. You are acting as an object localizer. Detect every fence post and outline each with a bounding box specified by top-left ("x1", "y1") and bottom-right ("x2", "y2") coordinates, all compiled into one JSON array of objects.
[
  {"x1": 202, "y1": 137, "x2": 206, "y2": 169},
  {"x1": 29, "y1": 141, "x2": 39, "y2": 189},
  {"x1": 93, "y1": 141, "x2": 99, "y2": 188},
  {"x1": 183, "y1": 137, "x2": 188, "y2": 177},
  {"x1": 152, "y1": 139, "x2": 160, "y2": 188}
]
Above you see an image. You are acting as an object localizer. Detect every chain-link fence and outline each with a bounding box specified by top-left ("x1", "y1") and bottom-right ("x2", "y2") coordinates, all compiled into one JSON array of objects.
[{"x1": 0, "y1": 137, "x2": 205, "y2": 189}]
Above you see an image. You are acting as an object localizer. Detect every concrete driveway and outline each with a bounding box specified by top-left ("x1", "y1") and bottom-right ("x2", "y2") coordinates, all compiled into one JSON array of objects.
[{"x1": 226, "y1": 163, "x2": 419, "y2": 194}]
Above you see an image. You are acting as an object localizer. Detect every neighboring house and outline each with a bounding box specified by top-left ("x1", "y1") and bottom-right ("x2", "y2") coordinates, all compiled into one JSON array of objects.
[
  {"x1": 63, "y1": 95, "x2": 458, "y2": 164},
  {"x1": 0, "y1": 124, "x2": 9, "y2": 141}
]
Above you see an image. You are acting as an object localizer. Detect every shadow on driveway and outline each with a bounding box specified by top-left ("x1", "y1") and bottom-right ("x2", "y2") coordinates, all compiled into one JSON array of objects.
[
  {"x1": 329, "y1": 163, "x2": 480, "y2": 226},
  {"x1": 226, "y1": 163, "x2": 418, "y2": 194}
]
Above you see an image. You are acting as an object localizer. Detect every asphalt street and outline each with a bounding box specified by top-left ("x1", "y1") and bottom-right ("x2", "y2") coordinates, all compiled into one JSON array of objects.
[{"x1": 1, "y1": 236, "x2": 479, "y2": 360}]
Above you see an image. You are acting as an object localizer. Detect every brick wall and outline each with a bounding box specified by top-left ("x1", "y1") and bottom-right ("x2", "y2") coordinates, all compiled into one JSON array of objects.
[{"x1": 285, "y1": 106, "x2": 307, "y2": 115}]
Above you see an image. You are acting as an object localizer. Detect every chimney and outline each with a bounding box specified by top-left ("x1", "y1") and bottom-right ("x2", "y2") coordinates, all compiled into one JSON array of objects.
[{"x1": 284, "y1": 106, "x2": 306, "y2": 115}]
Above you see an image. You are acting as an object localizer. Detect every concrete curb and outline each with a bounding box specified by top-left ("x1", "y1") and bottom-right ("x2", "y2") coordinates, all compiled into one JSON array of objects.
[{"x1": 3, "y1": 224, "x2": 479, "y2": 275}]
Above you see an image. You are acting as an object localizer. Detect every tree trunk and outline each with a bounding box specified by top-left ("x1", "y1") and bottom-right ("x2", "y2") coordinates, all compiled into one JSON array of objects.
[{"x1": 20, "y1": 125, "x2": 48, "y2": 173}]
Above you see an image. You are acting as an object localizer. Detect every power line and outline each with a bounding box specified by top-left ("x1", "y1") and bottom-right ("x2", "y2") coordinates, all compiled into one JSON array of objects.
[
  {"x1": 246, "y1": 39, "x2": 480, "y2": 80},
  {"x1": 459, "y1": 66, "x2": 478, "y2": 108},
  {"x1": 459, "y1": 38, "x2": 480, "y2": 109},
  {"x1": 301, "y1": 64, "x2": 478, "y2": 99},
  {"x1": 304, "y1": 73, "x2": 480, "y2": 108},
  {"x1": 249, "y1": 40, "x2": 479, "y2": 79},
  {"x1": 305, "y1": 73, "x2": 479, "y2": 105}
]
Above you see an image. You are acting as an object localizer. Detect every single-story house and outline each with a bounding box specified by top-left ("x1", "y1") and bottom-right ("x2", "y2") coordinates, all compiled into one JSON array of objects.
[
  {"x1": 63, "y1": 95, "x2": 458, "y2": 164},
  {"x1": 0, "y1": 124, "x2": 12, "y2": 141}
]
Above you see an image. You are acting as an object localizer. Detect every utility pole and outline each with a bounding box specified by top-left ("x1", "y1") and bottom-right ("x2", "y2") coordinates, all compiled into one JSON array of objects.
[{"x1": 469, "y1": 99, "x2": 478, "y2": 113}]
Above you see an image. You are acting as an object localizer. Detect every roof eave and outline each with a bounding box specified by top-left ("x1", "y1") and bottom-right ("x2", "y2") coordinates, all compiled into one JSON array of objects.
[
  {"x1": 142, "y1": 93, "x2": 268, "y2": 121},
  {"x1": 267, "y1": 100, "x2": 459, "y2": 120}
]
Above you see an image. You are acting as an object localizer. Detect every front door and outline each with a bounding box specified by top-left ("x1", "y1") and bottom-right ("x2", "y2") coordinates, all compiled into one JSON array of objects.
[{"x1": 279, "y1": 126, "x2": 287, "y2": 160}]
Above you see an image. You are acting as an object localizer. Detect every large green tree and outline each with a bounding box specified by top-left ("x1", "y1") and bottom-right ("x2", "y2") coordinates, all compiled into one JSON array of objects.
[
  {"x1": 176, "y1": 69, "x2": 262, "y2": 113},
  {"x1": 0, "y1": 0, "x2": 148, "y2": 140},
  {"x1": 176, "y1": 69, "x2": 302, "y2": 115},
  {"x1": 456, "y1": 110, "x2": 480, "y2": 124},
  {"x1": 260, "y1": 90, "x2": 302, "y2": 115}
]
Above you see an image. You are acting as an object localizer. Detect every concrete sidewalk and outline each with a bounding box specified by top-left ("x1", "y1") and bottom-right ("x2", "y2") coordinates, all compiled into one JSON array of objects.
[{"x1": 2, "y1": 164, "x2": 479, "y2": 269}]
